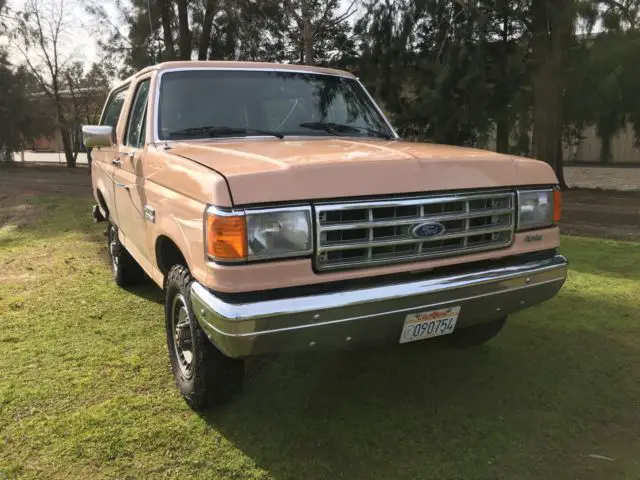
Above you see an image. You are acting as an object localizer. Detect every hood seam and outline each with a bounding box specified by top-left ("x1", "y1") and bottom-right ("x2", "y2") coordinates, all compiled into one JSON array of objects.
[{"x1": 167, "y1": 149, "x2": 237, "y2": 207}]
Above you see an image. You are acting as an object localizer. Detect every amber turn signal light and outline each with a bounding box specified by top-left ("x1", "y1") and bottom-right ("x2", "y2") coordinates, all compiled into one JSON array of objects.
[
  {"x1": 553, "y1": 190, "x2": 562, "y2": 223},
  {"x1": 207, "y1": 213, "x2": 247, "y2": 260}
]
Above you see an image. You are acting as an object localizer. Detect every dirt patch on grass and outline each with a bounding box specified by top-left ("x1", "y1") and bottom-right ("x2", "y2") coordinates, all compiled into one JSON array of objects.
[
  {"x1": 0, "y1": 163, "x2": 91, "y2": 198},
  {"x1": 561, "y1": 189, "x2": 640, "y2": 241},
  {"x1": 0, "y1": 164, "x2": 91, "y2": 232},
  {"x1": 565, "y1": 166, "x2": 640, "y2": 192},
  {"x1": 0, "y1": 196, "x2": 40, "y2": 231}
]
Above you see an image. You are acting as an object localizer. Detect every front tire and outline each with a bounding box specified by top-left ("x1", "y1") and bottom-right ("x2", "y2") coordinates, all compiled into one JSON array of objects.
[
  {"x1": 165, "y1": 265, "x2": 244, "y2": 410},
  {"x1": 107, "y1": 222, "x2": 145, "y2": 287},
  {"x1": 440, "y1": 317, "x2": 507, "y2": 347}
]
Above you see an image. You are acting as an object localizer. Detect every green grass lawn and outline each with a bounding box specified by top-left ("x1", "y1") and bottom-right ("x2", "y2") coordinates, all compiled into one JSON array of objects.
[{"x1": 1, "y1": 195, "x2": 639, "y2": 479}]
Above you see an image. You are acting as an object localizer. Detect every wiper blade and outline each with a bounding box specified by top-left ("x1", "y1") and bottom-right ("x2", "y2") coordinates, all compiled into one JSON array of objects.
[
  {"x1": 168, "y1": 126, "x2": 284, "y2": 140},
  {"x1": 299, "y1": 122, "x2": 392, "y2": 139}
]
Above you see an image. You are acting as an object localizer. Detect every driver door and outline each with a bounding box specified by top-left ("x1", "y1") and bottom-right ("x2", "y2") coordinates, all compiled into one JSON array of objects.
[
  {"x1": 112, "y1": 77, "x2": 152, "y2": 273},
  {"x1": 92, "y1": 86, "x2": 129, "y2": 226}
]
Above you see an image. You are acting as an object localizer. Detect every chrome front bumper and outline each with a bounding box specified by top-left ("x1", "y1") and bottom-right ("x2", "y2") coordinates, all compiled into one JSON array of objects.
[{"x1": 191, "y1": 254, "x2": 568, "y2": 358}]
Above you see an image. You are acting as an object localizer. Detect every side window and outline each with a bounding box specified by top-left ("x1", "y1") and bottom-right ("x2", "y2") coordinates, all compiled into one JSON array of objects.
[
  {"x1": 100, "y1": 87, "x2": 129, "y2": 129},
  {"x1": 125, "y1": 79, "x2": 151, "y2": 148}
]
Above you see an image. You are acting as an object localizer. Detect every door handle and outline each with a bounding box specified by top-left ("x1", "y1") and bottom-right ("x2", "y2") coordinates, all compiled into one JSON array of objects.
[
  {"x1": 122, "y1": 151, "x2": 135, "y2": 159},
  {"x1": 112, "y1": 158, "x2": 122, "y2": 166}
]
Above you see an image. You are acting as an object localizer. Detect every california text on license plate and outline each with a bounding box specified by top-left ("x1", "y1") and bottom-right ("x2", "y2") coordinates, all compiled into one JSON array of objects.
[{"x1": 399, "y1": 306, "x2": 461, "y2": 344}]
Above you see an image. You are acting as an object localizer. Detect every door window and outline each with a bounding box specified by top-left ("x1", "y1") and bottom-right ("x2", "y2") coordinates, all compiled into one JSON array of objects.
[
  {"x1": 125, "y1": 79, "x2": 151, "y2": 148},
  {"x1": 101, "y1": 87, "x2": 129, "y2": 129}
]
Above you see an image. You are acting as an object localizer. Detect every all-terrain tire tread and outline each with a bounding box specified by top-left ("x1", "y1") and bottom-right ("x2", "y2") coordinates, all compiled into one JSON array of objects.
[{"x1": 165, "y1": 265, "x2": 244, "y2": 410}]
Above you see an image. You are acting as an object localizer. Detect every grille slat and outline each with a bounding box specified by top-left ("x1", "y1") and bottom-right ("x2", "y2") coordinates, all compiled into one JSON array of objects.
[
  {"x1": 318, "y1": 226, "x2": 513, "y2": 252},
  {"x1": 318, "y1": 207, "x2": 514, "y2": 231},
  {"x1": 315, "y1": 191, "x2": 515, "y2": 271}
]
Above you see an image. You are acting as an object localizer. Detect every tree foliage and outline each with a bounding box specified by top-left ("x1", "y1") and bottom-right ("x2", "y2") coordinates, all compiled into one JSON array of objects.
[
  {"x1": 89, "y1": 0, "x2": 357, "y2": 73},
  {"x1": 3, "y1": 0, "x2": 634, "y2": 176},
  {"x1": 5, "y1": 0, "x2": 111, "y2": 166},
  {"x1": 564, "y1": 27, "x2": 640, "y2": 163},
  {"x1": 0, "y1": 1, "x2": 35, "y2": 161},
  {"x1": 0, "y1": 56, "x2": 32, "y2": 161},
  {"x1": 10, "y1": 0, "x2": 84, "y2": 167}
]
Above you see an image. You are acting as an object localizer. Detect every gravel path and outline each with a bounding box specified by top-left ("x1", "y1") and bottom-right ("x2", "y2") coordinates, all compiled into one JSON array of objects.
[{"x1": 565, "y1": 166, "x2": 640, "y2": 191}]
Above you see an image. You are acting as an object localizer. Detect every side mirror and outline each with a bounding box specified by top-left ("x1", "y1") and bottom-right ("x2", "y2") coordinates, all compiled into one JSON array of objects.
[{"x1": 82, "y1": 125, "x2": 115, "y2": 148}]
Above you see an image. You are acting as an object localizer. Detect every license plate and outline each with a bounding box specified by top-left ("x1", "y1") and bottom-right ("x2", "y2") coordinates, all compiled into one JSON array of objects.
[{"x1": 399, "y1": 306, "x2": 461, "y2": 344}]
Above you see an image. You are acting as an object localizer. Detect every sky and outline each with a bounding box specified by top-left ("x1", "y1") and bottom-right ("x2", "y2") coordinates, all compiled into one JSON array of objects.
[{"x1": 6, "y1": 0, "x2": 105, "y2": 67}]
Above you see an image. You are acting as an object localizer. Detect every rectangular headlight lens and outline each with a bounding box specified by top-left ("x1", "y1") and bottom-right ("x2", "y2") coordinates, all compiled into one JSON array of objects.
[
  {"x1": 206, "y1": 206, "x2": 312, "y2": 262},
  {"x1": 246, "y1": 207, "x2": 312, "y2": 260},
  {"x1": 517, "y1": 189, "x2": 554, "y2": 230}
]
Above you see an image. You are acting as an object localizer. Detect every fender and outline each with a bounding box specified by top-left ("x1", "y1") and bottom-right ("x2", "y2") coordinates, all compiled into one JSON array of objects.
[{"x1": 147, "y1": 193, "x2": 209, "y2": 287}]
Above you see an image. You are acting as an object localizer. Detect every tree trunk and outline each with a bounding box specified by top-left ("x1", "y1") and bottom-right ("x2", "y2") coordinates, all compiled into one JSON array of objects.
[
  {"x1": 515, "y1": 113, "x2": 531, "y2": 156},
  {"x1": 600, "y1": 134, "x2": 612, "y2": 164},
  {"x1": 198, "y1": 0, "x2": 216, "y2": 60},
  {"x1": 160, "y1": 0, "x2": 176, "y2": 60},
  {"x1": 530, "y1": 0, "x2": 572, "y2": 189},
  {"x1": 496, "y1": 117, "x2": 510, "y2": 153},
  {"x1": 301, "y1": 1, "x2": 314, "y2": 65},
  {"x1": 53, "y1": 92, "x2": 76, "y2": 168},
  {"x1": 177, "y1": 0, "x2": 191, "y2": 60},
  {"x1": 72, "y1": 125, "x2": 80, "y2": 162},
  {"x1": 380, "y1": 2, "x2": 394, "y2": 109},
  {"x1": 60, "y1": 127, "x2": 76, "y2": 168},
  {"x1": 495, "y1": 6, "x2": 510, "y2": 154},
  {"x1": 555, "y1": 136, "x2": 568, "y2": 188}
]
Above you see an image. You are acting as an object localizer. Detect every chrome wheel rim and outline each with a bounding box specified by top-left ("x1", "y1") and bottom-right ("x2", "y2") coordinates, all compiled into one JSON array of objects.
[
  {"x1": 109, "y1": 225, "x2": 119, "y2": 275},
  {"x1": 171, "y1": 293, "x2": 194, "y2": 378}
]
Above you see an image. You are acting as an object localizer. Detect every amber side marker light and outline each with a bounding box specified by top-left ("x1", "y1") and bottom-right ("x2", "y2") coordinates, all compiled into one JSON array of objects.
[
  {"x1": 553, "y1": 190, "x2": 562, "y2": 223},
  {"x1": 207, "y1": 213, "x2": 247, "y2": 260}
]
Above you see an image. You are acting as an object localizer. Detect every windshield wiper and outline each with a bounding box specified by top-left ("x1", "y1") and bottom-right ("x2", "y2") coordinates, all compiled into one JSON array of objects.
[
  {"x1": 167, "y1": 126, "x2": 284, "y2": 140},
  {"x1": 298, "y1": 122, "x2": 393, "y2": 140}
]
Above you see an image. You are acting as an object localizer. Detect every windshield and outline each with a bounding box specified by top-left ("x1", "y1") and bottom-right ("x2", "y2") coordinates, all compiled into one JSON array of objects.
[{"x1": 157, "y1": 70, "x2": 394, "y2": 141}]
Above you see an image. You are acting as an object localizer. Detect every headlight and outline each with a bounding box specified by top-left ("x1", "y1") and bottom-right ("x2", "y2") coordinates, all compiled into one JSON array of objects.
[
  {"x1": 517, "y1": 189, "x2": 561, "y2": 230},
  {"x1": 206, "y1": 206, "x2": 312, "y2": 262},
  {"x1": 246, "y1": 208, "x2": 312, "y2": 259}
]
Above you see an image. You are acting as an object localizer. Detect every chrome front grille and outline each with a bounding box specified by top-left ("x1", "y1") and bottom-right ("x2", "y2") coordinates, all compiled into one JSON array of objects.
[{"x1": 314, "y1": 191, "x2": 515, "y2": 271}]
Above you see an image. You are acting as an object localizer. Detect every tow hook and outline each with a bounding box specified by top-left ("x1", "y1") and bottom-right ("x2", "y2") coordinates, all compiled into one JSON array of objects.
[{"x1": 92, "y1": 204, "x2": 106, "y2": 223}]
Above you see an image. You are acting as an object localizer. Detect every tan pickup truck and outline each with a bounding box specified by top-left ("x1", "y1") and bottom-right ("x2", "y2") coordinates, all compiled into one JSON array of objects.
[{"x1": 83, "y1": 61, "x2": 567, "y2": 410}]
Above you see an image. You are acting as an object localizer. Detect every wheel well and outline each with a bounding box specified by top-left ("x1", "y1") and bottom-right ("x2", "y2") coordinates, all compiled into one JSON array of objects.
[
  {"x1": 96, "y1": 189, "x2": 109, "y2": 218},
  {"x1": 155, "y1": 236, "x2": 188, "y2": 275}
]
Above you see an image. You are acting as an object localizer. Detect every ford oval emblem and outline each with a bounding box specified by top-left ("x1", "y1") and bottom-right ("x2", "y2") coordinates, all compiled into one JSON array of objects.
[{"x1": 410, "y1": 222, "x2": 446, "y2": 238}]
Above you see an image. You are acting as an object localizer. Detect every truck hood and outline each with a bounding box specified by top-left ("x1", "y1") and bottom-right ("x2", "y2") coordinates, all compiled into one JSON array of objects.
[{"x1": 168, "y1": 138, "x2": 558, "y2": 205}]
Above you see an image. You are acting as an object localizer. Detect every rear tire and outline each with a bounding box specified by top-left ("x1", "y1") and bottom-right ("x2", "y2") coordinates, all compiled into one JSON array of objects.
[
  {"x1": 440, "y1": 317, "x2": 507, "y2": 347},
  {"x1": 107, "y1": 222, "x2": 145, "y2": 287},
  {"x1": 165, "y1": 265, "x2": 244, "y2": 410}
]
